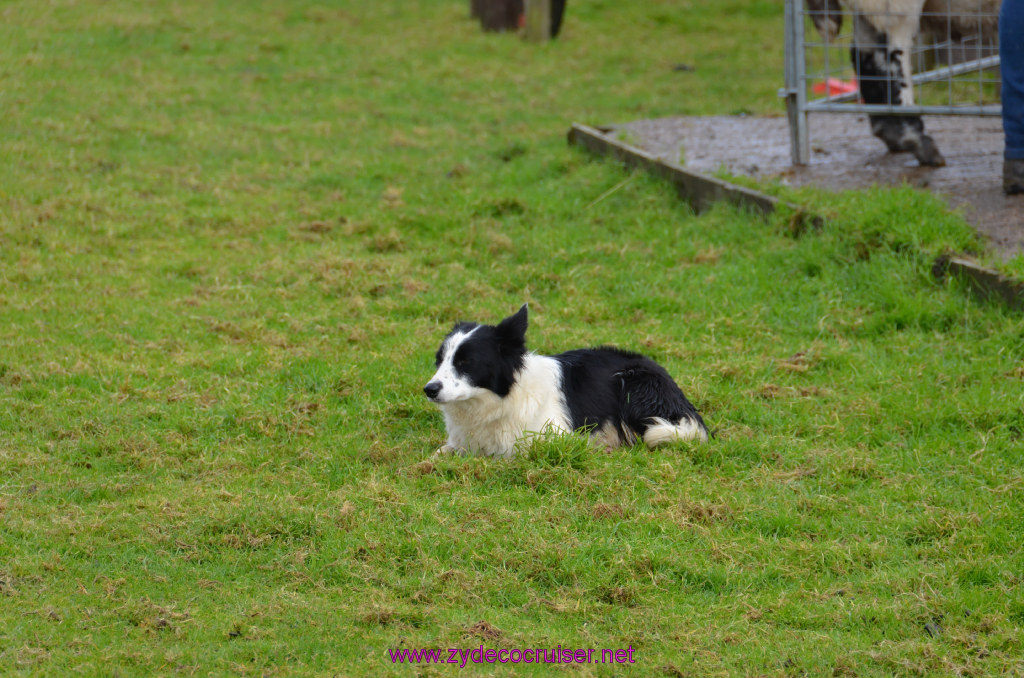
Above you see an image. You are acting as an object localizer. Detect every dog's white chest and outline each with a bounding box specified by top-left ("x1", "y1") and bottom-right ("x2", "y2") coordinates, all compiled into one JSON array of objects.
[{"x1": 440, "y1": 355, "x2": 569, "y2": 457}]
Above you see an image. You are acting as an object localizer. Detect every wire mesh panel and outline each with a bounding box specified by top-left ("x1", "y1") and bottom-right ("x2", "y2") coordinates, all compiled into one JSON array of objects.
[{"x1": 783, "y1": 0, "x2": 1002, "y2": 164}]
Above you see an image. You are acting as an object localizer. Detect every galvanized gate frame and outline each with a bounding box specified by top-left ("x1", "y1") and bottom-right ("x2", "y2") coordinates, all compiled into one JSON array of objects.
[{"x1": 782, "y1": 0, "x2": 1002, "y2": 165}]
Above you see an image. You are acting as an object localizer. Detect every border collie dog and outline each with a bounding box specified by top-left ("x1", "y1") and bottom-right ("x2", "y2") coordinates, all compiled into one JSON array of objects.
[{"x1": 424, "y1": 305, "x2": 709, "y2": 457}]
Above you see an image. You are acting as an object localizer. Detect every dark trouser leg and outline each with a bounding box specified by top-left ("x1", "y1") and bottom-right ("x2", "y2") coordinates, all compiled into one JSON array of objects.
[{"x1": 1001, "y1": 0, "x2": 1024, "y2": 193}]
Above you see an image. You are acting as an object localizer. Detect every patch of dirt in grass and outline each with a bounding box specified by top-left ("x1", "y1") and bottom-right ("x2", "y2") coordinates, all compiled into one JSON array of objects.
[
  {"x1": 464, "y1": 620, "x2": 503, "y2": 641},
  {"x1": 754, "y1": 383, "x2": 827, "y2": 400},
  {"x1": 408, "y1": 460, "x2": 436, "y2": 476},
  {"x1": 358, "y1": 608, "x2": 396, "y2": 626},
  {"x1": 358, "y1": 606, "x2": 425, "y2": 629},
  {"x1": 770, "y1": 466, "x2": 818, "y2": 484},
  {"x1": 776, "y1": 350, "x2": 817, "y2": 373},
  {"x1": 672, "y1": 500, "x2": 732, "y2": 526},
  {"x1": 755, "y1": 383, "x2": 783, "y2": 400},
  {"x1": 598, "y1": 586, "x2": 637, "y2": 607},
  {"x1": 591, "y1": 502, "x2": 627, "y2": 520},
  {"x1": 335, "y1": 500, "x2": 357, "y2": 530}
]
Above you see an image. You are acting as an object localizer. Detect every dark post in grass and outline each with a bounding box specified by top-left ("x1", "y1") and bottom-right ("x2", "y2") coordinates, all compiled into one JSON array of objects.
[
  {"x1": 471, "y1": 0, "x2": 565, "y2": 37},
  {"x1": 472, "y1": 0, "x2": 523, "y2": 32}
]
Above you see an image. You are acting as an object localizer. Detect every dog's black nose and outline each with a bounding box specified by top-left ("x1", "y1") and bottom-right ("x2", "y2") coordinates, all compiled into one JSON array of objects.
[{"x1": 424, "y1": 382, "x2": 442, "y2": 400}]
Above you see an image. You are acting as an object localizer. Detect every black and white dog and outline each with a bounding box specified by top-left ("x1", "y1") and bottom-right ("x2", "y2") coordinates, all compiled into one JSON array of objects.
[{"x1": 424, "y1": 305, "x2": 709, "y2": 457}]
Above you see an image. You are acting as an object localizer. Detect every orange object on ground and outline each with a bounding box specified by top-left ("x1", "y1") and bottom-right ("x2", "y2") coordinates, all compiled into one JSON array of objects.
[{"x1": 812, "y1": 78, "x2": 858, "y2": 96}]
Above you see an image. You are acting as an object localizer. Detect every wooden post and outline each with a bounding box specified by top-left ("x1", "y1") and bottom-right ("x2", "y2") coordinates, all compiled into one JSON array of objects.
[{"x1": 523, "y1": 0, "x2": 551, "y2": 42}]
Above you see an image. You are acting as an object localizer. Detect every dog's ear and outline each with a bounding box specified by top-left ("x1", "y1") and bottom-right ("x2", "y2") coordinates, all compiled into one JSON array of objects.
[{"x1": 496, "y1": 304, "x2": 528, "y2": 345}]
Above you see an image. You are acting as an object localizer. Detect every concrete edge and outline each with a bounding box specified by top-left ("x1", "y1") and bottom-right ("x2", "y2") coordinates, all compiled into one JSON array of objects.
[
  {"x1": 567, "y1": 122, "x2": 824, "y2": 232},
  {"x1": 932, "y1": 256, "x2": 1024, "y2": 311}
]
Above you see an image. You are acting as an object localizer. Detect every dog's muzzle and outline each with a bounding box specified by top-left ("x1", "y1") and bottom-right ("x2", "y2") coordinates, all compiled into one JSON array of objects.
[{"x1": 423, "y1": 381, "x2": 442, "y2": 401}]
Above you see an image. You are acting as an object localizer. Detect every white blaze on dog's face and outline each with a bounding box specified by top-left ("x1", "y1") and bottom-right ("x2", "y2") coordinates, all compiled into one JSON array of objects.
[
  {"x1": 424, "y1": 306, "x2": 529, "y2": 405},
  {"x1": 424, "y1": 325, "x2": 485, "y2": 404}
]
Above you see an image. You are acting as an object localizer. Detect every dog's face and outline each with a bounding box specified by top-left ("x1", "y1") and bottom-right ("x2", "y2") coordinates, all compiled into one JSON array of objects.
[{"x1": 424, "y1": 305, "x2": 528, "y2": 404}]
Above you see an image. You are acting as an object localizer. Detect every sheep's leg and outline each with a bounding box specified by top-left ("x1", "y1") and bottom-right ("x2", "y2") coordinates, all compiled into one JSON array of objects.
[
  {"x1": 806, "y1": 0, "x2": 844, "y2": 42},
  {"x1": 852, "y1": 10, "x2": 945, "y2": 166}
]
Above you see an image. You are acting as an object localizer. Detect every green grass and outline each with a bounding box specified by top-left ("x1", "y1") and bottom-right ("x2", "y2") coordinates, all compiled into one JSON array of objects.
[{"x1": 2, "y1": 0, "x2": 1023, "y2": 675}]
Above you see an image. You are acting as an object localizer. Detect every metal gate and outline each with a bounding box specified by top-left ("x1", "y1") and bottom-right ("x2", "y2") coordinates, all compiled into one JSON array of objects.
[{"x1": 782, "y1": 0, "x2": 1002, "y2": 165}]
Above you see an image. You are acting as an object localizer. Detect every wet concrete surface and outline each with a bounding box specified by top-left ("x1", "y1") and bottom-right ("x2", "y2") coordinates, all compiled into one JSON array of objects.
[{"x1": 614, "y1": 114, "x2": 1023, "y2": 259}]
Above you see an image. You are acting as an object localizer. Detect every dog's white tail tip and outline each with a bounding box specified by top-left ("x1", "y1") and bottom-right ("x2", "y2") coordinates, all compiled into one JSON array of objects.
[{"x1": 642, "y1": 417, "x2": 708, "y2": 446}]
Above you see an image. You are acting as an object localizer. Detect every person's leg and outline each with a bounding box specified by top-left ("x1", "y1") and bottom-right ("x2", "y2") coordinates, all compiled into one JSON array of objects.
[{"x1": 1001, "y1": 0, "x2": 1024, "y2": 193}]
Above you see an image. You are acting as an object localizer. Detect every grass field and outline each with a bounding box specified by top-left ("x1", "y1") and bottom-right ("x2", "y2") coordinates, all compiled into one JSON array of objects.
[{"x1": 2, "y1": 0, "x2": 1023, "y2": 675}]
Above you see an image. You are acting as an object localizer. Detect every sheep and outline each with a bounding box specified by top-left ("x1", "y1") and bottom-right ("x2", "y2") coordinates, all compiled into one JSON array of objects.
[{"x1": 806, "y1": 0, "x2": 1001, "y2": 166}]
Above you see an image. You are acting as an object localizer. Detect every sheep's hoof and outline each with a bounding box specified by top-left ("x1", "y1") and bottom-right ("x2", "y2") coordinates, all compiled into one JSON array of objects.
[
  {"x1": 870, "y1": 115, "x2": 944, "y2": 166},
  {"x1": 913, "y1": 136, "x2": 946, "y2": 167}
]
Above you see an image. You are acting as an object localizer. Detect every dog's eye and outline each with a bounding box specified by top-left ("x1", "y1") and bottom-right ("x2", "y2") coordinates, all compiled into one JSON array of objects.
[{"x1": 454, "y1": 357, "x2": 471, "y2": 369}]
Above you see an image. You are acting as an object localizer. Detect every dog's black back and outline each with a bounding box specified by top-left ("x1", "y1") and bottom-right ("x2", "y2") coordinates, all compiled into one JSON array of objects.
[{"x1": 554, "y1": 347, "x2": 709, "y2": 441}]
